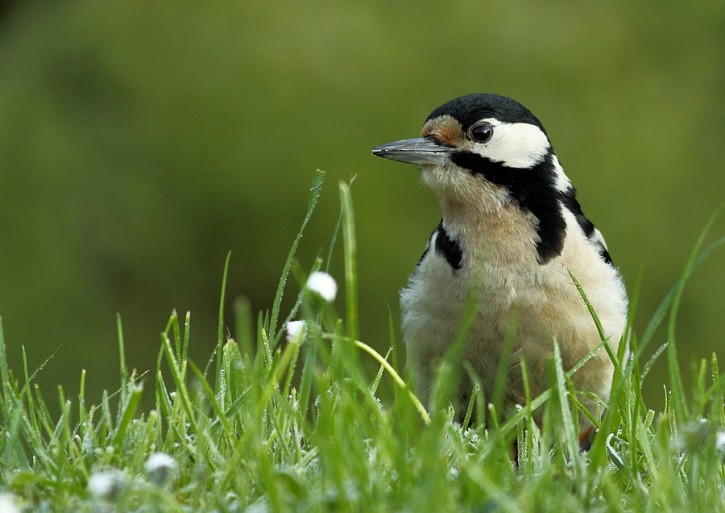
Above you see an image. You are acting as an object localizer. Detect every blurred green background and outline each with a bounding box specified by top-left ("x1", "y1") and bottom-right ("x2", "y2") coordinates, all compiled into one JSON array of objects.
[{"x1": 0, "y1": 1, "x2": 722, "y2": 410}]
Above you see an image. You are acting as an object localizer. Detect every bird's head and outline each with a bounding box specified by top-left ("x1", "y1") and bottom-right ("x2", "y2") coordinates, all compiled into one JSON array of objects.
[{"x1": 372, "y1": 94, "x2": 571, "y2": 218}]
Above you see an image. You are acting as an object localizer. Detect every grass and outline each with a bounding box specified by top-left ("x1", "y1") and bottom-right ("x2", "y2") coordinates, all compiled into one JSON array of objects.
[{"x1": 0, "y1": 170, "x2": 723, "y2": 512}]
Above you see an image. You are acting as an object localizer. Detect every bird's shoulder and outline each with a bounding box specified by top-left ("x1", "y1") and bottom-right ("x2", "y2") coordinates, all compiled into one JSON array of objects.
[
  {"x1": 559, "y1": 187, "x2": 614, "y2": 266},
  {"x1": 415, "y1": 221, "x2": 463, "y2": 272}
]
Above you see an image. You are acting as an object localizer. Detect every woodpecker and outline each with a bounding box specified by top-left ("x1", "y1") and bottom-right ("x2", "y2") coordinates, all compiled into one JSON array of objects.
[{"x1": 371, "y1": 94, "x2": 628, "y2": 434}]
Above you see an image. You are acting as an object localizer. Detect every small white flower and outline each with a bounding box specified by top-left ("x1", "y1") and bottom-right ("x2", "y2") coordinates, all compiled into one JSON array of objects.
[
  {"x1": 88, "y1": 469, "x2": 126, "y2": 501},
  {"x1": 244, "y1": 500, "x2": 270, "y2": 513},
  {"x1": 716, "y1": 431, "x2": 725, "y2": 454},
  {"x1": 144, "y1": 452, "x2": 178, "y2": 485},
  {"x1": 0, "y1": 494, "x2": 20, "y2": 513},
  {"x1": 306, "y1": 271, "x2": 337, "y2": 302},
  {"x1": 286, "y1": 320, "x2": 306, "y2": 343}
]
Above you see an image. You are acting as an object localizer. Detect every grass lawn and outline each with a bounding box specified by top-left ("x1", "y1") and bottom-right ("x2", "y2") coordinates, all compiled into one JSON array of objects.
[{"x1": 0, "y1": 171, "x2": 723, "y2": 512}]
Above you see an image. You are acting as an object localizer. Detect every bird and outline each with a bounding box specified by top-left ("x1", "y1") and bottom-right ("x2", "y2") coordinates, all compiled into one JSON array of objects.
[{"x1": 371, "y1": 94, "x2": 628, "y2": 441}]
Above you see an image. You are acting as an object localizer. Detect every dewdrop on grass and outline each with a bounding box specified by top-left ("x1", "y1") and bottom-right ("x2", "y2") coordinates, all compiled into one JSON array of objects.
[{"x1": 306, "y1": 271, "x2": 337, "y2": 302}]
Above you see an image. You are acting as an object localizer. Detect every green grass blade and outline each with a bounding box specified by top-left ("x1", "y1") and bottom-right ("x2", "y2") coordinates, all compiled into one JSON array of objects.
[
  {"x1": 566, "y1": 267, "x2": 618, "y2": 366},
  {"x1": 116, "y1": 314, "x2": 127, "y2": 390},
  {"x1": 0, "y1": 318, "x2": 9, "y2": 395},
  {"x1": 665, "y1": 208, "x2": 722, "y2": 419},
  {"x1": 325, "y1": 196, "x2": 344, "y2": 274},
  {"x1": 339, "y1": 180, "x2": 359, "y2": 340},
  {"x1": 353, "y1": 337, "x2": 429, "y2": 424},
  {"x1": 111, "y1": 382, "x2": 144, "y2": 447},
  {"x1": 217, "y1": 251, "x2": 232, "y2": 348},
  {"x1": 160, "y1": 332, "x2": 198, "y2": 433},
  {"x1": 552, "y1": 343, "x2": 582, "y2": 469},
  {"x1": 189, "y1": 360, "x2": 234, "y2": 436},
  {"x1": 270, "y1": 170, "x2": 325, "y2": 340}
]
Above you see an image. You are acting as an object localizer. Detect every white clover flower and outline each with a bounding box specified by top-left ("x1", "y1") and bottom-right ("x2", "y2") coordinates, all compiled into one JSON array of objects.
[
  {"x1": 88, "y1": 469, "x2": 126, "y2": 501},
  {"x1": 0, "y1": 494, "x2": 20, "y2": 513},
  {"x1": 144, "y1": 452, "x2": 178, "y2": 485},
  {"x1": 306, "y1": 271, "x2": 337, "y2": 302},
  {"x1": 285, "y1": 320, "x2": 306, "y2": 343}
]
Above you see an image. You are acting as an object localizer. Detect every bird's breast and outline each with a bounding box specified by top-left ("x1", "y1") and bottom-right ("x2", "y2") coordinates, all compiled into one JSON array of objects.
[{"x1": 401, "y1": 211, "x2": 627, "y2": 404}]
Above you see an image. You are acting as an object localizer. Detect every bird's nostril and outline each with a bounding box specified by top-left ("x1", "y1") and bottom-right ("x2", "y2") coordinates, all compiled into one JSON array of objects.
[{"x1": 425, "y1": 133, "x2": 456, "y2": 148}]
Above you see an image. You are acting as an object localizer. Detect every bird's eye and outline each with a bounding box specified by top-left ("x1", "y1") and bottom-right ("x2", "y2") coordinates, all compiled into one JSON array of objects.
[{"x1": 468, "y1": 122, "x2": 494, "y2": 143}]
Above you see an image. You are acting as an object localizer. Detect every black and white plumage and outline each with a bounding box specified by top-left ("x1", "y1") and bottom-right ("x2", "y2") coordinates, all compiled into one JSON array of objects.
[{"x1": 372, "y1": 94, "x2": 628, "y2": 428}]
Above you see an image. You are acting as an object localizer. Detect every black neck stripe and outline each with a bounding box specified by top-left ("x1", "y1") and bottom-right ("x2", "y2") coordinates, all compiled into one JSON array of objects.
[
  {"x1": 450, "y1": 151, "x2": 565, "y2": 263},
  {"x1": 434, "y1": 221, "x2": 463, "y2": 271}
]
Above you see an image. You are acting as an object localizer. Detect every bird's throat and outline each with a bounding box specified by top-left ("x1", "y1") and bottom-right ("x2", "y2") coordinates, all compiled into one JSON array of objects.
[{"x1": 439, "y1": 199, "x2": 541, "y2": 268}]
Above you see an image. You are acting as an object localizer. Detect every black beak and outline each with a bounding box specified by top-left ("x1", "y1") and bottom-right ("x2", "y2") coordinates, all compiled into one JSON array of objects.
[{"x1": 371, "y1": 137, "x2": 451, "y2": 166}]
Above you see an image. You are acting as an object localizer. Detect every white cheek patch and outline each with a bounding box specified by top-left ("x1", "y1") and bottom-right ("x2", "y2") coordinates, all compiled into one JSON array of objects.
[{"x1": 471, "y1": 119, "x2": 550, "y2": 169}]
